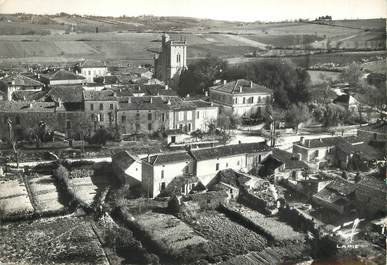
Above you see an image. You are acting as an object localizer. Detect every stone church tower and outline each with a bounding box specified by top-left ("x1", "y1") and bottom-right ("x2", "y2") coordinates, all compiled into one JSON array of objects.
[{"x1": 154, "y1": 33, "x2": 187, "y2": 88}]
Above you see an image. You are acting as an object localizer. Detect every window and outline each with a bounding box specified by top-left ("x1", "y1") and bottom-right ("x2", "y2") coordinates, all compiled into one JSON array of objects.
[
  {"x1": 148, "y1": 112, "x2": 152, "y2": 121},
  {"x1": 161, "y1": 170, "x2": 164, "y2": 179},
  {"x1": 109, "y1": 103, "x2": 113, "y2": 110},
  {"x1": 187, "y1": 111, "x2": 192, "y2": 120},
  {"x1": 216, "y1": 163, "x2": 219, "y2": 170},
  {"x1": 99, "y1": 103, "x2": 103, "y2": 110},
  {"x1": 161, "y1": 182, "x2": 166, "y2": 191},
  {"x1": 226, "y1": 163, "x2": 228, "y2": 168},
  {"x1": 121, "y1": 115, "x2": 126, "y2": 123},
  {"x1": 181, "y1": 185, "x2": 185, "y2": 194},
  {"x1": 135, "y1": 123, "x2": 140, "y2": 131},
  {"x1": 243, "y1": 97, "x2": 246, "y2": 104},
  {"x1": 179, "y1": 124, "x2": 183, "y2": 130},
  {"x1": 100, "y1": 113, "x2": 104, "y2": 121},
  {"x1": 66, "y1": 120, "x2": 71, "y2": 129},
  {"x1": 187, "y1": 123, "x2": 191, "y2": 132},
  {"x1": 258, "y1": 96, "x2": 261, "y2": 103},
  {"x1": 90, "y1": 103, "x2": 94, "y2": 111},
  {"x1": 148, "y1": 123, "x2": 152, "y2": 131},
  {"x1": 233, "y1": 98, "x2": 238, "y2": 104},
  {"x1": 161, "y1": 113, "x2": 165, "y2": 122},
  {"x1": 136, "y1": 112, "x2": 140, "y2": 119},
  {"x1": 196, "y1": 111, "x2": 200, "y2": 119},
  {"x1": 237, "y1": 161, "x2": 240, "y2": 166},
  {"x1": 249, "y1": 97, "x2": 254, "y2": 103},
  {"x1": 178, "y1": 111, "x2": 184, "y2": 121},
  {"x1": 177, "y1": 53, "x2": 181, "y2": 63},
  {"x1": 88, "y1": 70, "x2": 91, "y2": 75}
]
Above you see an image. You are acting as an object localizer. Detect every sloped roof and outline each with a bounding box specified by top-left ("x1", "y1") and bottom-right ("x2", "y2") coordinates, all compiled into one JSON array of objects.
[
  {"x1": 142, "y1": 151, "x2": 192, "y2": 166},
  {"x1": 326, "y1": 178, "x2": 357, "y2": 196},
  {"x1": 211, "y1": 169, "x2": 251, "y2": 189},
  {"x1": 358, "y1": 176, "x2": 385, "y2": 193},
  {"x1": 210, "y1": 79, "x2": 273, "y2": 95},
  {"x1": 144, "y1": 84, "x2": 177, "y2": 96},
  {"x1": 0, "y1": 101, "x2": 57, "y2": 112},
  {"x1": 119, "y1": 96, "x2": 196, "y2": 111},
  {"x1": 12, "y1": 90, "x2": 47, "y2": 101},
  {"x1": 46, "y1": 85, "x2": 84, "y2": 103},
  {"x1": 190, "y1": 142, "x2": 271, "y2": 161},
  {"x1": 78, "y1": 60, "x2": 107, "y2": 68},
  {"x1": 295, "y1": 136, "x2": 360, "y2": 149},
  {"x1": 272, "y1": 148, "x2": 309, "y2": 170},
  {"x1": 186, "y1": 99, "x2": 214, "y2": 108},
  {"x1": 1, "y1": 74, "x2": 44, "y2": 87},
  {"x1": 83, "y1": 89, "x2": 116, "y2": 101},
  {"x1": 42, "y1": 69, "x2": 86, "y2": 81},
  {"x1": 112, "y1": 151, "x2": 137, "y2": 171}
]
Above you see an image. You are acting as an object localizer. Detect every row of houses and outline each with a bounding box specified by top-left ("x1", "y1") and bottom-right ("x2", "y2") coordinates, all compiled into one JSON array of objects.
[{"x1": 112, "y1": 142, "x2": 272, "y2": 198}]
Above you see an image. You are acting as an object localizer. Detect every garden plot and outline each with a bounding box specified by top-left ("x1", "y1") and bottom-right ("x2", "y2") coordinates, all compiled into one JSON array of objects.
[
  {"x1": 183, "y1": 211, "x2": 268, "y2": 260},
  {"x1": 0, "y1": 175, "x2": 34, "y2": 217},
  {"x1": 0, "y1": 216, "x2": 109, "y2": 265},
  {"x1": 136, "y1": 212, "x2": 208, "y2": 256},
  {"x1": 226, "y1": 204, "x2": 305, "y2": 242},
  {"x1": 68, "y1": 169, "x2": 98, "y2": 207},
  {"x1": 28, "y1": 174, "x2": 65, "y2": 213}
]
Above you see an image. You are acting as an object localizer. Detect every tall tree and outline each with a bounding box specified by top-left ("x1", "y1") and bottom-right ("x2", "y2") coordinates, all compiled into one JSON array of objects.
[{"x1": 285, "y1": 103, "x2": 311, "y2": 133}]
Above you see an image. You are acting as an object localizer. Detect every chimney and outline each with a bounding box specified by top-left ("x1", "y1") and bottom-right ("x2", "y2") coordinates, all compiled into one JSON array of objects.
[
  {"x1": 239, "y1": 86, "x2": 242, "y2": 93},
  {"x1": 205, "y1": 91, "x2": 208, "y2": 97},
  {"x1": 300, "y1": 136, "x2": 305, "y2": 145},
  {"x1": 165, "y1": 84, "x2": 169, "y2": 90},
  {"x1": 167, "y1": 99, "x2": 171, "y2": 105},
  {"x1": 223, "y1": 80, "x2": 227, "y2": 85},
  {"x1": 250, "y1": 81, "x2": 253, "y2": 88}
]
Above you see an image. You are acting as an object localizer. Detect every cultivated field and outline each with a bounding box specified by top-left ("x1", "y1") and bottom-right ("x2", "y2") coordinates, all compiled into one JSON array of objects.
[
  {"x1": 183, "y1": 211, "x2": 268, "y2": 260},
  {"x1": 0, "y1": 216, "x2": 109, "y2": 265},
  {"x1": 0, "y1": 174, "x2": 34, "y2": 218},
  {"x1": 27, "y1": 173, "x2": 66, "y2": 213},
  {"x1": 68, "y1": 168, "x2": 99, "y2": 207},
  {"x1": 136, "y1": 212, "x2": 208, "y2": 255},
  {"x1": 0, "y1": 17, "x2": 384, "y2": 66}
]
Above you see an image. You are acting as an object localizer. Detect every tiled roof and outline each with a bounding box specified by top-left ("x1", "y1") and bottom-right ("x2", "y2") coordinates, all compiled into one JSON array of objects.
[
  {"x1": 190, "y1": 142, "x2": 271, "y2": 161},
  {"x1": 78, "y1": 60, "x2": 107, "y2": 68},
  {"x1": 12, "y1": 90, "x2": 47, "y2": 101},
  {"x1": 210, "y1": 79, "x2": 272, "y2": 95},
  {"x1": 46, "y1": 85, "x2": 84, "y2": 103},
  {"x1": 212, "y1": 169, "x2": 251, "y2": 188},
  {"x1": 83, "y1": 90, "x2": 116, "y2": 101},
  {"x1": 0, "y1": 101, "x2": 57, "y2": 112},
  {"x1": 326, "y1": 178, "x2": 357, "y2": 196},
  {"x1": 186, "y1": 99, "x2": 214, "y2": 108},
  {"x1": 142, "y1": 151, "x2": 192, "y2": 165},
  {"x1": 358, "y1": 176, "x2": 385, "y2": 193},
  {"x1": 42, "y1": 69, "x2": 86, "y2": 81},
  {"x1": 295, "y1": 136, "x2": 359, "y2": 149},
  {"x1": 1, "y1": 74, "x2": 44, "y2": 87},
  {"x1": 112, "y1": 151, "x2": 137, "y2": 170},
  {"x1": 272, "y1": 148, "x2": 309, "y2": 170},
  {"x1": 119, "y1": 96, "x2": 196, "y2": 111},
  {"x1": 144, "y1": 84, "x2": 177, "y2": 96}
]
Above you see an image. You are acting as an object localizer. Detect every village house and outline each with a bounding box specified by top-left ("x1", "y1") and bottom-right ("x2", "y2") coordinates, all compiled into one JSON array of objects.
[
  {"x1": 40, "y1": 69, "x2": 86, "y2": 86},
  {"x1": 0, "y1": 74, "x2": 44, "y2": 101},
  {"x1": 141, "y1": 151, "x2": 195, "y2": 198},
  {"x1": 312, "y1": 178, "x2": 357, "y2": 215},
  {"x1": 335, "y1": 139, "x2": 384, "y2": 171},
  {"x1": 83, "y1": 90, "x2": 118, "y2": 130},
  {"x1": 185, "y1": 99, "x2": 218, "y2": 131},
  {"x1": 209, "y1": 79, "x2": 273, "y2": 118},
  {"x1": 112, "y1": 151, "x2": 142, "y2": 186},
  {"x1": 154, "y1": 33, "x2": 187, "y2": 87},
  {"x1": 189, "y1": 142, "x2": 272, "y2": 186},
  {"x1": 355, "y1": 176, "x2": 386, "y2": 217},
  {"x1": 259, "y1": 148, "x2": 309, "y2": 182},
  {"x1": 75, "y1": 60, "x2": 109, "y2": 83},
  {"x1": 292, "y1": 136, "x2": 360, "y2": 167}
]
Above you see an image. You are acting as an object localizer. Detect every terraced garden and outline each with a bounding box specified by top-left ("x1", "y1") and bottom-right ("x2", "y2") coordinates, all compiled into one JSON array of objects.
[{"x1": 0, "y1": 216, "x2": 109, "y2": 265}]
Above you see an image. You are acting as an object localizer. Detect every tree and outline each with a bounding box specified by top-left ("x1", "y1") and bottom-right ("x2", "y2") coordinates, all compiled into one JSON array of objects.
[
  {"x1": 340, "y1": 62, "x2": 362, "y2": 88},
  {"x1": 285, "y1": 103, "x2": 311, "y2": 133},
  {"x1": 90, "y1": 127, "x2": 113, "y2": 145},
  {"x1": 323, "y1": 103, "x2": 348, "y2": 126},
  {"x1": 178, "y1": 55, "x2": 227, "y2": 96},
  {"x1": 222, "y1": 59, "x2": 311, "y2": 108}
]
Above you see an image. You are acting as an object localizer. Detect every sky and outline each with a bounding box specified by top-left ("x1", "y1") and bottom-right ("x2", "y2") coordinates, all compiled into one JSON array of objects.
[{"x1": 0, "y1": 0, "x2": 385, "y2": 22}]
